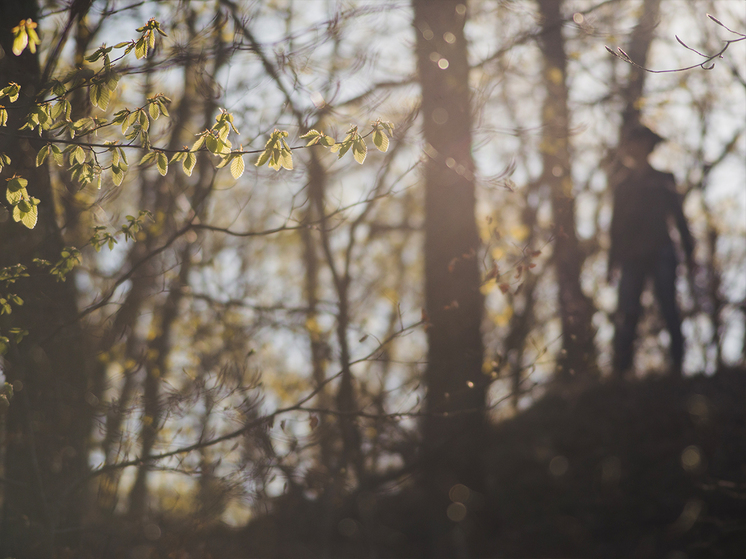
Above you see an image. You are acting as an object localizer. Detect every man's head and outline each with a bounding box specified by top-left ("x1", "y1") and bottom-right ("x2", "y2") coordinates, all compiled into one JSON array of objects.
[{"x1": 621, "y1": 124, "x2": 665, "y2": 166}]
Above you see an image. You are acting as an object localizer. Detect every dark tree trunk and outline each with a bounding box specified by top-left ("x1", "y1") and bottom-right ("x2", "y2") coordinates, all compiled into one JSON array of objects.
[
  {"x1": 413, "y1": 0, "x2": 486, "y2": 555},
  {"x1": 608, "y1": 0, "x2": 661, "y2": 188},
  {"x1": 0, "y1": 1, "x2": 90, "y2": 556},
  {"x1": 537, "y1": 0, "x2": 598, "y2": 381},
  {"x1": 618, "y1": 0, "x2": 662, "y2": 143},
  {"x1": 504, "y1": 187, "x2": 540, "y2": 408}
]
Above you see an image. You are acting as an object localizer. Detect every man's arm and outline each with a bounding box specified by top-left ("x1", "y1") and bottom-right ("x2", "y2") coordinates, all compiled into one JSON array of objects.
[
  {"x1": 607, "y1": 189, "x2": 621, "y2": 282},
  {"x1": 665, "y1": 176, "x2": 695, "y2": 269}
]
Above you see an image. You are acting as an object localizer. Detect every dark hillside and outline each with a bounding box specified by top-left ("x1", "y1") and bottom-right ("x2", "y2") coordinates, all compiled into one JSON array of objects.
[
  {"x1": 230, "y1": 368, "x2": 745, "y2": 558},
  {"x1": 106, "y1": 369, "x2": 745, "y2": 558},
  {"x1": 477, "y1": 368, "x2": 746, "y2": 558}
]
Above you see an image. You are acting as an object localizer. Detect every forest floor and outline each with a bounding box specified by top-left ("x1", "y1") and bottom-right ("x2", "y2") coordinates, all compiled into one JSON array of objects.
[{"x1": 99, "y1": 367, "x2": 746, "y2": 558}]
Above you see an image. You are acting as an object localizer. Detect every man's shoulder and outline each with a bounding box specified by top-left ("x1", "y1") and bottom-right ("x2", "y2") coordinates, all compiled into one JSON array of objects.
[
  {"x1": 648, "y1": 168, "x2": 675, "y2": 182},
  {"x1": 640, "y1": 167, "x2": 677, "y2": 191}
]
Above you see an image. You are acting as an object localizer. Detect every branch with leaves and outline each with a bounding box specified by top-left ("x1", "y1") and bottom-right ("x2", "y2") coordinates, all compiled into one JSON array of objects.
[{"x1": 0, "y1": 14, "x2": 398, "y2": 364}]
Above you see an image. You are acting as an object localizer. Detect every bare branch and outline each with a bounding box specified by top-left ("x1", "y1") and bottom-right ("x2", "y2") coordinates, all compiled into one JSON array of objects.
[{"x1": 606, "y1": 15, "x2": 745, "y2": 73}]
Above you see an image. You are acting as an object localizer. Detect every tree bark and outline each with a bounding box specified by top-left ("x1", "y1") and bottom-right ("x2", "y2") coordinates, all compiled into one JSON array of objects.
[
  {"x1": 413, "y1": 0, "x2": 486, "y2": 554},
  {"x1": 0, "y1": 1, "x2": 89, "y2": 555},
  {"x1": 618, "y1": 0, "x2": 662, "y2": 143}
]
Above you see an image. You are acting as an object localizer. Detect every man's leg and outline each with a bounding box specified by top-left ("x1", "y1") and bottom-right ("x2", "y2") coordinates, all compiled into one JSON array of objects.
[
  {"x1": 613, "y1": 261, "x2": 646, "y2": 377},
  {"x1": 653, "y1": 243, "x2": 684, "y2": 376}
]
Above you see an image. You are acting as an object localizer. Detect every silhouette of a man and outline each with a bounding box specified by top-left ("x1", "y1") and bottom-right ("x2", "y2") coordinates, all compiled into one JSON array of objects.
[{"x1": 607, "y1": 125, "x2": 694, "y2": 377}]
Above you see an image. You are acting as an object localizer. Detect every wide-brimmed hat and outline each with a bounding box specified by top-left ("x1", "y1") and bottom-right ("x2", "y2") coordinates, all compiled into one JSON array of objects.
[{"x1": 625, "y1": 124, "x2": 665, "y2": 146}]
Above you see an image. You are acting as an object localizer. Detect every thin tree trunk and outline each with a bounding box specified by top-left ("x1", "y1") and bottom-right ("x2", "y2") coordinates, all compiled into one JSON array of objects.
[
  {"x1": 608, "y1": 0, "x2": 662, "y2": 189},
  {"x1": 127, "y1": 9, "x2": 223, "y2": 519},
  {"x1": 619, "y1": 0, "x2": 662, "y2": 143},
  {"x1": 537, "y1": 0, "x2": 598, "y2": 381},
  {"x1": 504, "y1": 188, "x2": 540, "y2": 408},
  {"x1": 304, "y1": 149, "x2": 337, "y2": 475}
]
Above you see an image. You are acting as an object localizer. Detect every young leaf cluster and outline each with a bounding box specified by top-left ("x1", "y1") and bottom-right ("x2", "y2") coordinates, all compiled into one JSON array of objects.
[
  {"x1": 292, "y1": 120, "x2": 394, "y2": 169},
  {"x1": 5, "y1": 176, "x2": 40, "y2": 229},
  {"x1": 90, "y1": 210, "x2": 153, "y2": 251},
  {"x1": 35, "y1": 247, "x2": 83, "y2": 282},
  {"x1": 0, "y1": 264, "x2": 28, "y2": 317},
  {"x1": 11, "y1": 19, "x2": 40, "y2": 56},
  {"x1": 175, "y1": 110, "x2": 242, "y2": 177},
  {"x1": 255, "y1": 129, "x2": 293, "y2": 171},
  {"x1": 0, "y1": 83, "x2": 21, "y2": 128},
  {"x1": 0, "y1": 264, "x2": 31, "y2": 357},
  {"x1": 134, "y1": 18, "x2": 168, "y2": 60}
]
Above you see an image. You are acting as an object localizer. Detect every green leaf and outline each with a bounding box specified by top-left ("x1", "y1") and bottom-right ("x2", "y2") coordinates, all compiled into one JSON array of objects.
[
  {"x1": 26, "y1": 24, "x2": 40, "y2": 54},
  {"x1": 135, "y1": 37, "x2": 147, "y2": 59},
  {"x1": 112, "y1": 165, "x2": 124, "y2": 186},
  {"x1": 352, "y1": 138, "x2": 367, "y2": 164},
  {"x1": 6, "y1": 177, "x2": 27, "y2": 204},
  {"x1": 373, "y1": 130, "x2": 389, "y2": 152},
  {"x1": 301, "y1": 129, "x2": 321, "y2": 146},
  {"x1": 22, "y1": 206, "x2": 38, "y2": 229},
  {"x1": 149, "y1": 101, "x2": 160, "y2": 120},
  {"x1": 89, "y1": 83, "x2": 99, "y2": 107},
  {"x1": 230, "y1": 154, "x2": 245, "y2": 179},
  {"x1": 72, "y1": 146, "x2": 86, "y2": 165},
  {"x1": 36, "y1": 144, "x2": 49, "y2": 167},
  {"x1": 86, "y1": 49, "x2": 103, "y2": 63},
  {"x1": 123, "y1": 110, "x2": 137, "y2": 133},
  {"x1": 139, "y1": 152, "x2": 157, "y2": 166},
  {"x1": 336, "y1": 141, "x2": 352, "y2": 158},
  {"x1": 157, "y1": 97, "x2": 170, "y2": 117},
  {"x1": 1, "y1": 83, "x2": 20, "y2": 104},
  {"x1": 0, "y1": 109, "x2": 7, "y2": 127},
  {"x1": 106, "y1": 73, "x2": 120, "y2": 92},
  {"x1": 183, "y1": 151, "x2": 196, "y2": 176},
  {"x1": 191, "y1": 135, "x2": 205, "y2": 153},
  {"x1": 255, "y1": 149, "x2": 271, "y2": 168},
  {"x1": 97, "y1": 86, "x2": 111, "y2": 110},
  {"x1": 51, "y1": 100, "x2": 65, "y2": 120},
  {"x1": 13, "y1": 204, "x2": 38, "y2": 229},
  {"x1": 205, "y1": 134, "x2": 219, "y2": 154},
  {"x1": 156, "y1": 152, "x2": 168, "y2": 176},
  {"x1": 12, "y1": 27, "x2": 28, "y2": 56},
  {"x1": 279, "y1": 148, "x2": 293, "y2": 170},
  {"x1": 51, "y1": 144, "x2": 63, "y2": 166},
  {"x1": 138, "y1": 110, "x2": 149, "y2": 132}
]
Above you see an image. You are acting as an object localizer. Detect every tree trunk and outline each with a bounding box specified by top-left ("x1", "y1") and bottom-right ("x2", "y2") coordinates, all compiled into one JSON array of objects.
[
  {"x1": 618, "y1": 0, "x2": 662, "y2": 142},
  {"x1": 537, "y1": 0, "x2": 598, "y2": 381},
  {"x1": 0, "y1": 1, "x2": 90, "y2": 555},
  {"x1": 413, "y1": 0, "x2": 486, "y2": 554}
]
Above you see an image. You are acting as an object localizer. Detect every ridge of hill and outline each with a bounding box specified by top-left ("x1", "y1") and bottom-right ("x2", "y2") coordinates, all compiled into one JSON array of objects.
[{"x1": 92, "y1": 368, "x2": 746, "y2": 558}]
